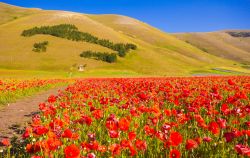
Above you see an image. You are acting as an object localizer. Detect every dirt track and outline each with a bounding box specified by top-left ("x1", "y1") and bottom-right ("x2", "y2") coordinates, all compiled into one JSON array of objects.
[{"x1": 0, "y1": 86, "x2": 66, "y2": 139}]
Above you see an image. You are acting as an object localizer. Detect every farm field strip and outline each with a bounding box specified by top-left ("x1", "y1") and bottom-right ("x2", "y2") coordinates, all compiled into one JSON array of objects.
[
  {"x1": 0, "y1": 79, "x2": 70, "y2": 106},
  {"x1": 1, "y1": 76, "x2": 250, "y2": 157}
]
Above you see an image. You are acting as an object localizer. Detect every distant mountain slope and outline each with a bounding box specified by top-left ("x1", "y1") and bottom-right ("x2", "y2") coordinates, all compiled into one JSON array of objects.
[
  {"x1": 0, "y1": 2, "x2": 249, "y2": 76},
  {"x1": 0, "y1": 2, "x2": 40, "y2": 25},
  {"x1": 173, "y1": 31, "x2": 250, "y2": 64}
]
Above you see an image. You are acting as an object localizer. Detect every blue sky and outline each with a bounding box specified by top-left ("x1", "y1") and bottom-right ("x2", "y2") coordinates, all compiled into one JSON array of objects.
[{"x1": 2, "y1": 0, "x2": 250, "y2": 33}]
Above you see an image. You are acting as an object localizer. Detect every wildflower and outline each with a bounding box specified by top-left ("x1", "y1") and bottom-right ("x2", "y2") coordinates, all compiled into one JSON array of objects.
[
  {"x1": 128, "y1": 131, "x2": 136, "y2": 141},
  {"x1": 228, "y1": 79, "x2": 235, "y2": 85},
  {"x1": 87, "y1": 153, "x2": 96, "y2": 158},
  {"x1": 235, "y1": 144, "x2": 250, "y2": 156},
  {"x1": 33, "y1": 126, "x2": 49, "y2": 135},
  {"x1": 64, "y1": 144, "x2": 80, "y2": 158},
  {"x1": 92, "y1": 109, "x2": 103, "y2": 119},
  {"x1": 109, "y1": 143, "x2": 121, "y2": 156},
  {"x1": 169, "y1": 149, "x2": 181, "y2": 158},
  {"x1": 169, "y1": 131, "x2": 182, "y2": 146},
  {"x1": 186, "y1": 139, "x2": 198, "y2": 150},
  {"x1": 48, "y1": 95, "x2": 57, "y2": 103},
  {"x1": 203, "y1": 137, "x2": 212, "y2": 142},
  {"x1": 138, "y1": 92, "x2": 148, "y2": 100},
  {"x1": 26, "y1": 142, "x2": 42, "y2": 153},
  {"x1": 208, "y1": 121, "x2": 220, "y2": 135},
  {"x1": 46, "y1": 138, "x2": 62, "y2": 151},
  {"x1": 0, "y1": 138, "x2": 10, "y2": 146},
  {"x1": 109, "y1": 130, "x2": 120, "y2": 138},
  {"x1": 224, "y1": 132, "x2": 235, "y2": 143},
  {"x1": 135, "y1": 139, "x2": 147, "y2": 151},
  {"x1": 118, "y1": 118, "x2": 130, "y2": 131},
  {"x1": 62, "y1": 129, "x2": 73, "y2": 138}
]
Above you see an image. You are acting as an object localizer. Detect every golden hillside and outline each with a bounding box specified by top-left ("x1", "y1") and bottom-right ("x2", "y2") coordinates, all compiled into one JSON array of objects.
[
  {"x1": 174, "y1": 31, "x2": 250, "y2": 64},
  {"x1": 0, "y1": 2, "x2": 249, "y2": 76}
]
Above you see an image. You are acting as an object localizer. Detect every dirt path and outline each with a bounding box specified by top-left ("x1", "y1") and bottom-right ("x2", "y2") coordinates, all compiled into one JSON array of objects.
[{"x1": 0, "y1": 86, "x2": 66, "y2": 139}]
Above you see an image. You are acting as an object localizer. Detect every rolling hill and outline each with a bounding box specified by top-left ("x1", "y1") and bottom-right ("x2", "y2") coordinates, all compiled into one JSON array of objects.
[
  {"x1": 174, "y1": 31, "x2": 250, "y2": 65},
  {"x1": 0, "y1": 2, "x2": 249, "y2": 77}
]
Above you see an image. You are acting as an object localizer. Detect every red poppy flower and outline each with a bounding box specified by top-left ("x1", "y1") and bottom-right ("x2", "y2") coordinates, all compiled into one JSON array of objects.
[
  {"x1": 235, "y1": 144, "x2": 250, "y2": 156},
  {"x1": 109, "y1": 130, "x2": 120, "y2": 138},
  {"x1": 120, "y1": 139, "x2": 132, "y2": 148},
  {"x1": 186, "y1": 139, "x2": 198, "y2": 150},
  {"x1": 109, "y1": 143, "x2": 121, "y2": 156},
  {"x1": 92, "y1": 109, "x2": 103, "y2": 119},
  {"x1": 128, "y1": 131, "x2": 136, "y2": 141},
  {"x1": 76, "y1": 116, "x2": 92, "y2": 126},
  {"x1": 87, "y1": 141, "x2": 99, "y2": 150},
  {"x1": 64, "y1": 144, "x2": 80, "y2": 158},
  {"x1": 49, "y1": 118, "x2": 64, "y2": 130},
  {"x1": 118, "y1": 118, "x2": 130, "y2": 131},
  {"x1": 243, "y1": 130, "x2": 250, "y2": 137},
  {"x1": 135, "y1": 139, "x2": 147, "y2": 151},
  {"x1": 228, "y1": 79, "x2": 235, "y2": 85},
  {"x1": 97, "y1": 145, "x2": 107, "y2": 153},
  {"x1": 224, "y1": 132, "x2": 235, "y2": 143},
  {"x1": 88, "y1": 133, "x2": 96, "y2": 141},
  {"x1": 22, "y1": 127, "x2": 32, "y2": 139},
  {"x1": 208, "y1": 121, "x2": 220, "y2": 135},
  {"x1": 26, "y1": 142, "x2": 42, "y2": 153},
  {"x1": 33, "y1": 126, "x2": 49, "y2": 135},
  {"x1": 1, "y1": 138, "x2": 10, "y2": 146},
  {"x1": 48, "y1": 95, "x2": 57, "y2": 103},
  {"x1": 129, "y1": 145, "x2": 137, "y2": 156},
  {"x1": 164, "y1": 109, "x2": 171, "y2": 116},
  {"x1": 144, "y1": 125, "x2": 155, "y2": 136},
  {"x1": 169, "y1": 131, "x2": 182, "y2": 146},
  {"x1": 47, "y1": 138, "x2": 62, "y2": 151},
  {"x1": 217, "y1": 118, "x2": 227, "y2": 129},
  {"x1": 62, "y1": 129, "x2": 73, "y2": 138},
  {"x1": 203, "y1": 137, "x2": 212, "y2": 142},
  {"x1": 221, "y1": 104, "x2": 230, "y2": 115},
  {"x1": 106, "y1": 115, "x2": 118, "y2": 130},
  {"x1": 138, "y1": 93, "x2": 147, "y2": 101},
  {"x1": 169, "y1": 149, "x2": 181, "y2": 158},
  {"x1": 246, "y1": 121, "x2": 250, "y2": 127},
  {"x1": 87, "y1": 153, "x2": 96, "y2": 158},
  {"x1": 31, "y1": 156, "x2": 42, "y2": 158}
]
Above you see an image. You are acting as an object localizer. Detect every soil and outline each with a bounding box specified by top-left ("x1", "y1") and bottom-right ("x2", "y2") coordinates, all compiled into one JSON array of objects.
[{"x1": 0, "y1": 86, "x2": 66, "y2": 139}]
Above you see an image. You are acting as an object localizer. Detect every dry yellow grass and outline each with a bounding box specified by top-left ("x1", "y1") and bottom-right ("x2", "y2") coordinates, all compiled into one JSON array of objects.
[{"x1": 174, "y1": 31, "x2": 250, "y2": 64}]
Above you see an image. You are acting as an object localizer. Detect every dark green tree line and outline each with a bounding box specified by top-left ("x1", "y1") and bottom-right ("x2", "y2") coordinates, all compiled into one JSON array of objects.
[
  {"x1": 80, "y1": 51, "x2": 117, "y2": 63},
  {"x1": 22, "y1": 24, "x2": 137, "y2": 57}
]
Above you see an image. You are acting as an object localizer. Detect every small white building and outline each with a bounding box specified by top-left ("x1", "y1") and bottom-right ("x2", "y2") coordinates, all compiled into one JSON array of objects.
[{"x1": 78, "y1": 64, "x2": 85, "y2": 72}]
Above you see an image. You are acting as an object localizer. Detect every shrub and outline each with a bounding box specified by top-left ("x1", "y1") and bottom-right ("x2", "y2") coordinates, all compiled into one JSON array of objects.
[{"x1": 33, "y1": 41, "x2": 49, "y2": 52}]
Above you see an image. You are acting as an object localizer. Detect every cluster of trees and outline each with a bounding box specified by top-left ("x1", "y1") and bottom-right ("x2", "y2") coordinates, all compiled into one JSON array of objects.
[
  {"x1": 80, "y1": 51, "x2": 117, "y2": 63},
  {"x1": 21, "y1": 24, "x2": 137, "y2": 57},
  {"x1": 22, "y1": 24, "x2": 78, "y2": 37},
  {"x1": 33, "y1": 41, "x2": 48, "y2": 52},
  {"x1": 227, "y1": 32, "x2": 250, "y2": 38}
]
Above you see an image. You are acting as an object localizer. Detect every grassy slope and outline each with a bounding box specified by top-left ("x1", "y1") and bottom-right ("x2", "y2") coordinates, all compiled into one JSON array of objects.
[
  {"x1": 0, "y1": 2, "x2": 249, "y2": 77},
  {"x1": 0, "y1": 2, "x2": 39, "y2": 25},
  {"x1": 174, "y1": 31, "x2": 250, "y2": 64}
]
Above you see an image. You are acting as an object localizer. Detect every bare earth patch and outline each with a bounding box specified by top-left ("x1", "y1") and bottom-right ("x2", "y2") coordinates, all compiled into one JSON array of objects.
[{"x1": 0, "y1": 86, "x2": 66, "y2": 139}]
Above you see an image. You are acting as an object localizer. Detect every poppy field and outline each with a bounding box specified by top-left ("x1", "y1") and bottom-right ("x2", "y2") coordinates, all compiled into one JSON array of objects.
[
  {"x1": 2, "y1": 76, "x2": 250, "y2": 157},
  {"x1": 0, "y1": 79, "x2": 67, "y2": 105}
]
